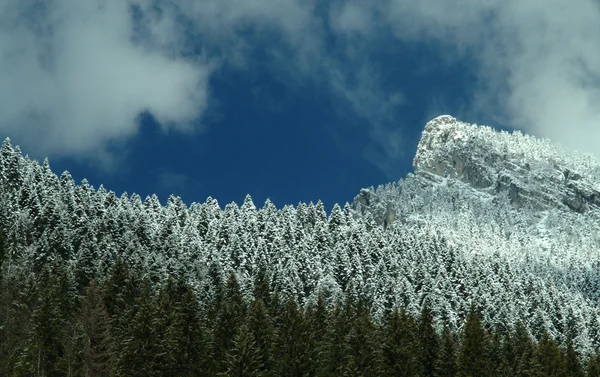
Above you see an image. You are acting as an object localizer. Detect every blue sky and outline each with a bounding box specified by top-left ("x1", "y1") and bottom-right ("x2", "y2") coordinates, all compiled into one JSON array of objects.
[{"x1": 2, "y1": 1, "x2": 600, "y2": 210}]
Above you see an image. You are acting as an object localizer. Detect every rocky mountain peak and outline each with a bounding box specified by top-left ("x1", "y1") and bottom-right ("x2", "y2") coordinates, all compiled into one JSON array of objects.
[{"x1": 412, "y1": 115, "x2": 600, "y2": 213}]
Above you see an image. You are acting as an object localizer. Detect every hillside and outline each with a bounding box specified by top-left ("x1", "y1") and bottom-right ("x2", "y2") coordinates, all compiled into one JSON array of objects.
[{"x1": 1, "y1": 116, "x2": 600, "y2": 373}]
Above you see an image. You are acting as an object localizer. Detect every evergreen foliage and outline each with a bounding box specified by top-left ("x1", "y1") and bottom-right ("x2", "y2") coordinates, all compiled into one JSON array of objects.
[
  {"x1": 1, "y1": 139, "x2": 600, "y2": 375},
  {"x1": 0, "y1": 254, "x2": 598, "y2": 376}
]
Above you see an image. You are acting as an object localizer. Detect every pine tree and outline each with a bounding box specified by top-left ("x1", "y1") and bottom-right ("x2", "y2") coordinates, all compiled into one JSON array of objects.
[
  {"x1": 486, "y1": 331, "x2": 507, "y2": 377},
  {"x1": 305, "y1": 292, "x2": 329, "y2": 376},
  {"x1": 586, "y1": 352, "x2": 600, "y2": 377},
  {"x1": 212, "y1": 271, "x2": 247, "y2": 374},
  {"x1": 103, "y1": 258, "x2": 140, "y2": 319},
  {"x1": 152, "y1": 276, "x2": 210, "y2": 377},
  {"x1": 0, "y1": 269, "x2": 32, "y2": 376},
  {"x1": 170, "y1": 280, "x2": 211, "y2": 377},
  {"x1": 457, "y1": 305, "x2": 490, "y2": 377},
  {"x1": 321, "y1": 299, "x2": 354, "y2": 376},
  {"x1": 115, "y1": 282, "x2": 157, "y2": 377},
  {"x1": 272, "y1": 297, "x2": 310, "y2": 377},
  {"x1": 16, "y1": 264, "x2": 77, "y2": 377},
  {"x1": 435, "y1": 324, "x2": 457, "y2": 377},
  {"x1": 247, "y1": 299, "x2": 275, "y2": 376},
  {"x1": 528, "y1": 332, "x2": 567, "y2": 377},
  {"x1": 564, "y1": 337, "x2": 584, "y2": 377},
  {"x1": 510, "y1": 322, "x2": 535, "y2": 377},
  {"x1": 341, "y1": 303, "x2": 379, "y2": 376},
  {"x1": 252, "y1": 268, "x2": 272, "y2": 309},
  {"x1": 418, "y1": 303, "x2": 439, "y2": 377},
  {"x1": 380, "y1": 307, "x2": 421, "y2": 377},
  {"x1": 74, "y1": 280, "x2": 112, "y2": 377},
  {"x1": 205, "y1": 258, "x2": 226, "y2": 325},
  {"x1": 221, "y1": 323, "x2": 264, "y2": 377}
]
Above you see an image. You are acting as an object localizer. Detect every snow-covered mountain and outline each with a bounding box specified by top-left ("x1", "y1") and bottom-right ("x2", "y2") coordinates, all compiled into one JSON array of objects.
[
  {"x1": 353, "y1": 115, "x2": 600, "y2": 355},
  {"x1": 356, "y1": 115, "x2": 600, "y2": 219},
  {"x1": 2, "y1": 116, "x2": 600, "y2": 358},
  {"x1": 416, "y1": 115, "x2": 600, "y2": 213}
]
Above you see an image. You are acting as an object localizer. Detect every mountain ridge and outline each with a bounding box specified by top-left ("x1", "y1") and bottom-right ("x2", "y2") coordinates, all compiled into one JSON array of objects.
[
  {"x1": 2, "y1": 118, "x2": 600, "y2": 359},
  {"x1": 412, "y1": 115, "x2": 600, "y2": 214}
]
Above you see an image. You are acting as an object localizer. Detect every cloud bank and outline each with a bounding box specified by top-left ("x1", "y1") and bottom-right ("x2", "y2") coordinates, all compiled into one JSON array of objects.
[
  {"x1": 378, "y1": 0, "x2": 600, "y2": 158},
  {"x1": 0, "y1": 1, "x2": 210, "y2": 161},
  {"x1": 2, "y1": 0, "x2": 600, "y2": 166}
]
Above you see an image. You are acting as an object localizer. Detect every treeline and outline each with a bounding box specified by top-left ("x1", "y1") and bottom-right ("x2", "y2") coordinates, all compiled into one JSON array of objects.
[
  {"x1": 2, "y1": 138, "x2": 600, "y2": 356},
  {"x1": 0, "y1": 259, "x2": 598, "y2": 377}
]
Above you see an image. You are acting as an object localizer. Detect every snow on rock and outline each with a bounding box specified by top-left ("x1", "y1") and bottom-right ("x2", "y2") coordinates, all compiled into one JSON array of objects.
[{"x1": 413, "y1": 115, "x2": 600, "y2": 213}]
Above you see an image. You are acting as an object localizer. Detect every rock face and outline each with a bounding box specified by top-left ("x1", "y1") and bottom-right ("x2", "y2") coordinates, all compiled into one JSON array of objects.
[{"x1": 412, "y1": 115, "x2": 600, "y2": 213}]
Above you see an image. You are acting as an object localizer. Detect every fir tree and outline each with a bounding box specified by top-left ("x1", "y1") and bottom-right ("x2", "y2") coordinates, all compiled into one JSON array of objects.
[
  {"x1": 173, "y1": 281, "x2": 211, "y2": 376},
  {"x1": 221, "y1": 323, "x2": 264, "y2": 377},
  {"x1": 510, "y1": 322, "x2": 535, "y2": 377},
  {"x1": 321, "y1": 299, "x2": 354, "y2": 376},
  {"x1": 380, "y1": 307, "x2": 421, "y2": 377},
  {"x1": 152, "y1": 277, "x2": 209, "y2": 376},
  {"x1": 457, "y1": 305, "x2": 490, "y2": 377},
  {"x1": 564, "y1": 337, "x2": 584, "y2": 377},
  {"x1": 0, "y1": 270, "x2": 33, "y2": 376},
  {"x1": 418, "y1": 302, "x2": 439, "y2": 377},
  {"x1": 212, "y1": 271, "x2": 247, "y2": 374},
  {"x1": 305, "y1": 292, "x2": 329, "y2": 376},
  {"x1": 586, "y1": 352, "x2": 600, "y2": 377},
  {"x1": 435, "y1": 324, "x2": 457, "y2": 377},
  {"x1": 115, "y1": 282, "x2": 156, "y2": 377},
  {"x1": 74, "y1": 280, "x2": 112, "y2": 377},
  {"x1": 272, "y1": 297, "x2": 310, "y2": 377},
  {"x1": 247, "y1": 299, "x2": 275, "y2": 376},
  {"x1": 16, "y1": 264, "x2": 77, "y2": 377},
  {"x1": 528, "y1": 332, "x2": 567, "y2": 377},
  {"x1": 341, "y1": 303, "x2": 379, "y2": 376}
]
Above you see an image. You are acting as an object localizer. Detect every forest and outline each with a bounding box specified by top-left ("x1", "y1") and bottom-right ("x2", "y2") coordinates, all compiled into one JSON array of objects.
[
  {"x1": 1, "y1": 136, "x2": 600, "y2": 376},
  {"x1": 1, "y1": 257, "x2": 599, "y2": 377}
]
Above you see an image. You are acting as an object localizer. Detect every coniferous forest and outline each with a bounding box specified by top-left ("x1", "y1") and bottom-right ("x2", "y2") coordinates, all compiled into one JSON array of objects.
[
  {"x1": 2, "y1": 259, "x2": 599, "y2": 377},
  {"x1": 2, "y1": 134, "x2": 600, "y2": 376}
]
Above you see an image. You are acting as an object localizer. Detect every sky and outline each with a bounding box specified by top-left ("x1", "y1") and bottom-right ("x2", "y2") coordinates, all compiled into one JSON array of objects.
[{"x1": 2, "y1": 0, "x2": 600, "y2": 211}]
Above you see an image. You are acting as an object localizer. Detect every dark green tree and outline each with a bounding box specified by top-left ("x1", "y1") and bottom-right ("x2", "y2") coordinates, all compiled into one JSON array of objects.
[
  {"x1": 15, "y1": 264, "x2": 77, "y2": 377},
  {"x1": 435, "y1": 324, "x2": 457, "y2": 377},
  {"x1": 528, "y1": 332, "x2": 567, "y2": 377},
  {"x1": 212, "y1": 271, "x2": 247, "y2": 374},
  {"x1": 172, "y1": 281, "x2": 211, "y2": 376},
  {"x1": 115, "y1": 282, "x2": 157, "y2": 377},
  {"x1": 247, "y1": 298, "x2": 275, "y2": 376},
  {"x1": 0, "y1": 270, "x2": 32, "y2": 376},
  {"x1": 320, "y1": 299, "x2": 353, "y2": 376},
  {"x1": 586, "y1": 352, "x2": 600, "y2": 377},
  {"x1": 418, "y1": 303, "x2": 439, "y2": 377},
  {"x1": 221, "y1": 322, "x2": 264, "y2": 377},
  {"x1": 102, "y1": 258, "x2": 140, "y2": 318},
  {"x1": 153, "y1": 276, "x2": 210, "y2": 377},
  {"x1": 457, "y1": 305, "x2": 490, "y2": 377},
  {"x1": 272, "y1": 297, "x2": 310, "y2": 377},
  {"x1": 564, "y1": 338, "x2": 584, "y2": 377},
  {"x1": 510, "y1": 322, "x2": 536, "y2": 377},
  {"x1": 305, "y1": 292, "x2": 329, "y2": 376},
  {"x1": 74, "y1": 280, "x2": 112, "y2": 377},
  {"x1": 380, "y1": 307, "x2": 421, "y2": 377},
  {"x1": 340, "y1": 303, "x2": 380, "y2": 377}
]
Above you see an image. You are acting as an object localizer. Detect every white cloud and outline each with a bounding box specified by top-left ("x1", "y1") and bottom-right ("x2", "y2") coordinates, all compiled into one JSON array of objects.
[
  {"x1": 329, "y1": 2, "x2": 374, "y2": 36},
  {"x1": 380, "y1": 0, "x2": 600, "y2": 158},
  {"x1": 5, "y1": 0, "x2": 600, "y2": 171},
  {"x1": 0, "y1": 0, "x2": 399, "y2": 168},
  {"x1": 0, "y1": 0, "x2": 210, "y2": 160}
]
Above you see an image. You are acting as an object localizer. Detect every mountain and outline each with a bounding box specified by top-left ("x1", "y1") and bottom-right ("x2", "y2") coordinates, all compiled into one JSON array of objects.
[
  {"x1": 355, "y1": 114, "x2": 600, "y2": 219},
  {"x1": 353, "y1": 115, "x2": 600, "y2": 354},
  {"x1": 415, "y1": 115, "x2": 600, "y2": 213},
  {"x1": 1, "y1": 116, "x2": 600, "y2": 361}
]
